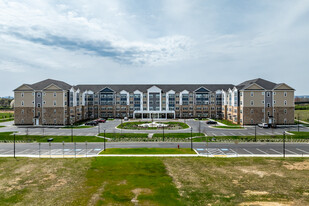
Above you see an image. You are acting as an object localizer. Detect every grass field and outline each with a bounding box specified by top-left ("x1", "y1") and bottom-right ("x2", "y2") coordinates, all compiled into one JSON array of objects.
[
  {"x1": 98, "y1": 133, "x2": 148, "y2": 138},
  {"x1": 0, "y1": 157, "x2": 308, "y2": 205},
  {"x1": 295, "y1": 110, "x2": 309, "y2": 122},
  {"x1": 99, "y1": 148, "x2": 196, "y2": 154},
  {"x1": 152, "y1": 133, "x2": 204, "y2": 138},
  {"x1": 117, "y1": 121, "x2": 189, "y2": 130},
  {"x1": 0, "y1": 118, "x2": 14, "y2": 123},
  {"x1": 0, "y1": 112, "x2": 14, "y2": 119}
]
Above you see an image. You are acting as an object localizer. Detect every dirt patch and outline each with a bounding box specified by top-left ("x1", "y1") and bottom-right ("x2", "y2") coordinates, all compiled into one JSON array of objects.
[
  {"x1": 131, "y1": 188, "x2": 152, "y2": 205},
  {"x1": 237, "y1": 167, "x2": 283, "y2": 178},
  {"x1": 88, "y1": 183, "x2": 105, "y2": 206},
  {"x1": 14, "y1": 164, "x2": 36, "y2": 174},
  {"x1": 243, "y1": 190, "x2": 269, "y2": 196},
  {"x1": 283, "y1": 160, "x2": 309, "y2": 170},
  {"x1": 239, "y1": 201, "x2": 292, "y2": 206},
  {"x1": 46, "y1": 179, "x2": 67, "y2": 191},
  {"x1": 117, "y1": 180, "x2": 127, "y2": 185}
]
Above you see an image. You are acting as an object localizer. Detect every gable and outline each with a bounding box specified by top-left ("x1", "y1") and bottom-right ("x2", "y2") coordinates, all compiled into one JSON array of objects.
[
  {"x1": 100, "y1": 87, "x2": 114, "y2": 93},
  {"x1": 274, "y1": 83, "x2": 294, "y2": 90},
  {"x1": 43, "y1": 84, "x2": 62, "y2": 91},
  {"x1": 195, "y1": 87, "x2": 210, "y2": 93},
  {"x1": 147, "y1": 86, "x2": 161, "y2": 92},
  {"x1": 14, "y1": 84, "x2": 34, "y2": 91},
  {"x1": 244, "y1": 83, "x2": 264, "y2": 90}
]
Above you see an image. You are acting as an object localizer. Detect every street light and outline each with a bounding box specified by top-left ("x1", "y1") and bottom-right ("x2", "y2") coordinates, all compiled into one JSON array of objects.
[
  {"x1": 297, "y1": 114, "x2": 299, "y2": 132},
  {"x1": 98, "y1": 122, "x2": 100, "y2": 135},
  {"x1": 14, "y1": 134, "x2": 16, "y2": 158},
  {"x1": 255, "y1": 124, "x2": 257, "y2": 142},
  {"x1": 163, "y1": 125, "x2": 165, "y2": 142},
  {"x1": 190, "y1": 127, "x2": 193, "y2": 151},
  {"x1": 283, "y1": 131, "x2": 286, "y2": 158},
  {"x1": 104, "y1": 129, "x2": 106, "y2": 151},
  {"x1": 71, "y1": 123, "x2": 73, "y2": 142}
]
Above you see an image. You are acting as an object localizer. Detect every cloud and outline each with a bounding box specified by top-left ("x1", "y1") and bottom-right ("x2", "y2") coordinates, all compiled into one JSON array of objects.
[{"x1": 0, "y1": 0, "x2": 308, "y2": 96}]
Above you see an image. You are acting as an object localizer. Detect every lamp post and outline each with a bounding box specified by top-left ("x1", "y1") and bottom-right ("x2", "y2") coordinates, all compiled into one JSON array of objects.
[
  {"x1": 71, "y1": 123, "x2": 73, "y2": 142},
  {"x1": 163, "y1": 125, "x2": 165, "y2": 142},
  {"x1": 14, "y1": 134, "x2": 16, "y2": 158},
  {"x1": 104, "y1": 129, "x2": 106, "y2": 151},
  {"x1": 283, "y1": 131, "x2": 286, "y2": 158},
  {"x1": 297, "y1": 114, "x2": 299, "y2": 132},
  {"x1": 190, "y1": 127, "x2": 193, "y2": 151},
  {"x1": 255, "y1": 124, "x2": 257, "y2": 142},
  {"x1": 98, "y1": 123, "x2": 100, "y2": 135}
]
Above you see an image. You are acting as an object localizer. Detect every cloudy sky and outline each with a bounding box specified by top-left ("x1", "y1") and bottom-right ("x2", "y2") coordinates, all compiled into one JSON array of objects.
[{"x1": 0, "y1": 0, "x2": 308, "y2": 96}]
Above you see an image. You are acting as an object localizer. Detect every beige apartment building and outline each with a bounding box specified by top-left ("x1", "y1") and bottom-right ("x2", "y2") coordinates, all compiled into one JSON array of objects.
[
  {"x1": 222, "y1": 78, "x2": 295, "y2": 125},
  {"x1": 14, "y1": 78, "x2": 295, "y2": 126}
]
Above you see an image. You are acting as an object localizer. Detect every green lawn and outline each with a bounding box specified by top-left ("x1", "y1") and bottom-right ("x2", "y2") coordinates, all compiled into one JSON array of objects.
[
  {"x1": 99, "y1": 148, "x2": 196, "y2": 154},
  {"x1": 0, "y1": 112, "x2": 14, "y2": 119},
  {"x1": 117, "y1": 121, "x2": 189, "y2": 130},
  {"x1": 0, "y1": 157, "x2": 308, "y2": 205},
  {"x1": 194, "y1": 132, "x2": 309, "y2": 142},
  {"x1": 98, "y1": 133, "x2": 148, "y2": 138},
  {"x1": 0, "y1": 118, "x2": 14, "y2": 123},
  {"x1": 214, "y1": 119, "x2": 240, "y2": 126},
  {"x1": 295, "y1": 110, "x2": 309, "y2": 123},
  {"x1": 0, "y1": 132, "x2": 105, "y2": 142},
  {"x1": 212, "y1": 126, "x2": 244, "y2": 129},
  {"x1": 153, "y1": 133, "x2": 205, "y2": 138}
]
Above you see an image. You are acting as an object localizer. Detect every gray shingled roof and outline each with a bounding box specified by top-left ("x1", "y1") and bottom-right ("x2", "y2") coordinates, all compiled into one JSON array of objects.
[
  {"x1": 29, "y1": 79, "x2": 72, "y2": 90},
  {"x1": 236, "y1": 78, "x2": 278, "y2": 90},
  {"x1": 74, "y1": 84, "x2": 234, "y2": 93}
]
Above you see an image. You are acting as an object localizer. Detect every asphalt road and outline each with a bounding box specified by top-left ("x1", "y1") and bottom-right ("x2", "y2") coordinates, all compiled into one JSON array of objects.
[
  {"x1": 1, "y1": 119, "x2": 308, "y2": 137},
  {"x1": 0, "y1": 142, "x2": 308, "y2": 157}
]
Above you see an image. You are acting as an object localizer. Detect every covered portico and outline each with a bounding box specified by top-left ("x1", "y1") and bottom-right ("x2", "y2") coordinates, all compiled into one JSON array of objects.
[{"x1": 133, "y1": 111, "x2": 175, "y2": 119}]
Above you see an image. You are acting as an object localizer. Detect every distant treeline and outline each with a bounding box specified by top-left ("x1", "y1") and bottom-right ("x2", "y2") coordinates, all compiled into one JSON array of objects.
[{"x1": 0, "y1": 98, "x2": 13, "y2": 108}]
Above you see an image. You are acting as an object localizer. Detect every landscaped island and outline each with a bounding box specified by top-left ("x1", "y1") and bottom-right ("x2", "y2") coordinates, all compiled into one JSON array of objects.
[{"x1": 117, "y1": 121, "x2": 189, "y2": 130}]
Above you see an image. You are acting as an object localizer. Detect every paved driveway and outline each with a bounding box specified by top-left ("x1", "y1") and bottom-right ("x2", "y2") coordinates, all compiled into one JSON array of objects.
[{"x1": 1, "y1": 119, "x2": 309, "y2": 137}]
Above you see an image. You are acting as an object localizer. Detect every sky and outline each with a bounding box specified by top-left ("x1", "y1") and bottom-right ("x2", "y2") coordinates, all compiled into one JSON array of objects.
[{"x1": 0, "y1": 0, "x2": 309, "y2": 96}]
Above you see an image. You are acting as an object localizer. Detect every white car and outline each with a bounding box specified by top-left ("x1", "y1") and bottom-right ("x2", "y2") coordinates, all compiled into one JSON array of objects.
[{"x1": 258, "y1": 123, "x2": 269, "y2": 128}]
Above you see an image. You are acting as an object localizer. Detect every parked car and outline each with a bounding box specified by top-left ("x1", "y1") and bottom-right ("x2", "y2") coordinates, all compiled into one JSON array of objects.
[
  {"x1": 258, "y1": 123, "x2": 269, "y2": 128},
  {"x1": 85, "y1": 121, "x2": 98, "y2": 126},
  {"x1": 206, "y1": 120, "x2": 217, "y2": 124},
  {"x1": 97, "y1": 118, "x2": 106, "y2": 123},
  {"x1": 124, "y1": 117, "x2": 128, "y2": 121}
]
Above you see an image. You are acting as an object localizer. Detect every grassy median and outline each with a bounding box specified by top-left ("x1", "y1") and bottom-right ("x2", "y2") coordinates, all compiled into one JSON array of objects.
[{"x1": 0, "y1": 157, "x2": 308, "y2": 205}]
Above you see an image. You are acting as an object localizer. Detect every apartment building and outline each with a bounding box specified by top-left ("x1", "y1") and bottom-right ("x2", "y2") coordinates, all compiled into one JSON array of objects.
[
  {"x1": 222, "y1": 78, "x2": 295, "y2": 125},
  {"x1": 14, "y1": 78, "x2": 294, "y2": 126},
  {"x1": 14, "y1": 79, "x2": 232, "y2": 125}
]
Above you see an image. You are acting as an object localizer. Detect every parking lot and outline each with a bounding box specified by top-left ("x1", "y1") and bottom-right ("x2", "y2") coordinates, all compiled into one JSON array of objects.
[
  {"x1": 0, "y1": 142, "x2": 308, "y2": 158},
  {"x1": 1, "y1": 119, "x2": 308, "y2": 137}
]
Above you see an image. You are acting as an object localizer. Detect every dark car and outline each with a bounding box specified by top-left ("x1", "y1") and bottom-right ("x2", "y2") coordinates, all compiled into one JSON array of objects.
[
  {"x1": 47, "y1": 138, "x2": 54, "y2": 142},
  {"x1": 206, "y1": 120, "x2": 217, "y2": 124},
  {"x1": 85, "y1": 121, "x2": 98, "y2": 126},
  {"x1": 97, "y1": 118, "x2": 106, "y2": 123}
]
